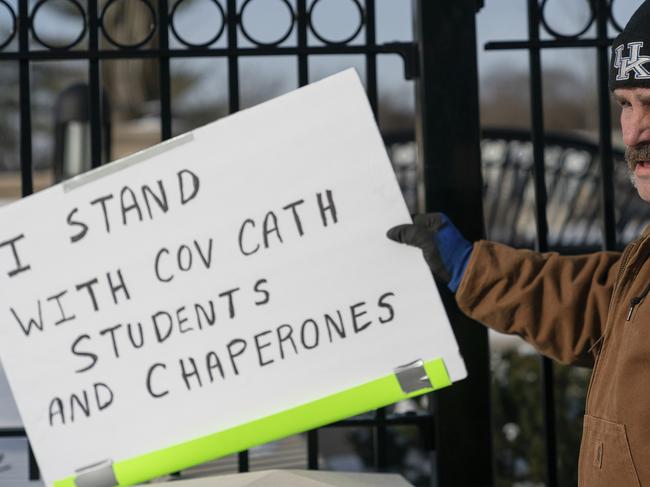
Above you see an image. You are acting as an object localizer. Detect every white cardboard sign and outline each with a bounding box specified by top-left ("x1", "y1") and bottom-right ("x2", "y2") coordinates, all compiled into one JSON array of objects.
[{"x1": 0, "y1": 70, "x2": 466, "y2": 486}]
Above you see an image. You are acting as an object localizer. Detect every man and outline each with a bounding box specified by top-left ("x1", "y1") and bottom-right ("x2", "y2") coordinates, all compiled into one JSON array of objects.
[{"x1": 388, "y1": 2, "x2": 650, "y2": 486}]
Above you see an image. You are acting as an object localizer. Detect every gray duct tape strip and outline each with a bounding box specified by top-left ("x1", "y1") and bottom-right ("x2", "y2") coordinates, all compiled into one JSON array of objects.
[
  {"x1": 394, "y1": 359, "x2": 433, "y2": 394},
  {"x1": 63, "y1": 132, "x2": 194, "y2": 193},
  {"x1": 74, "y1": 460, "x2": 117, "y2": 487}
]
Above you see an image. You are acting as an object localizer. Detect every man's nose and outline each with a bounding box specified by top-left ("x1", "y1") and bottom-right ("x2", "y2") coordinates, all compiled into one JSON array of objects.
[{"x1": 623, "y1": 109, "x2": 650, "y2": 147}]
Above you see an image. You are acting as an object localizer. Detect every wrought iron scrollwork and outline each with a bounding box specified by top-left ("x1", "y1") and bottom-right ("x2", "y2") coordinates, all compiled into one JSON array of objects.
[
  {"x1": 170, "y1": 0, "x2": 226, "y2": 48},
  {"x1": 239, "y1": 0, "x2": 296, "y2": 47},
  {"x1": 536, "y1": 0, "x2": 634, "y2": 41},
  {"x1": 30, "y1": 0, "x2": 87, "y2": 50},
  {"x1": 0, "y1": 0, "x2": 16, "y2": 51},
  {"x1": 308, "y1": 0, "x2": 365, "y2": 45},
  {"x1": 539, "y1": 0, "x2": 595, "y2": 40},
  {"x1": 100, "y1": 0, "x2": 157, "y2": 49},
  {"x1": 608, "y1": 0, "x2": 628, "y2": 34}
]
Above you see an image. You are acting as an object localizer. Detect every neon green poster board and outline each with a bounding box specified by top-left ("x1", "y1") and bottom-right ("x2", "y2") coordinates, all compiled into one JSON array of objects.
[{"x1": 0, "y1": 70, "x2": 466, "y2": 486}]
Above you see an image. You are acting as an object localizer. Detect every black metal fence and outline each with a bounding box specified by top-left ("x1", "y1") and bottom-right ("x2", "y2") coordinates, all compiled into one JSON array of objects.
[
  {"x1": 0, "y1": 1, "x2": 462, "y2": 485},
  {"x1": 483, "y1": 1, "x2": 646, "y2": 486},
  {"x1": 482, "y1": 128, "x2": 650, "y2": 251}
]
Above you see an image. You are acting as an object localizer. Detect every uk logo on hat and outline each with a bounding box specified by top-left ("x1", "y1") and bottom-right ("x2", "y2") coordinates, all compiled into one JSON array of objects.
[{"x1": 614, "y1": 41, "x2": 650, "y2": 81}]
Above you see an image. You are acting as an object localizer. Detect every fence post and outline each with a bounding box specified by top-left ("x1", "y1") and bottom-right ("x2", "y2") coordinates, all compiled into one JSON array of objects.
[{"x1": 413, "y1": 1, "x2": 493, "y2": 485}]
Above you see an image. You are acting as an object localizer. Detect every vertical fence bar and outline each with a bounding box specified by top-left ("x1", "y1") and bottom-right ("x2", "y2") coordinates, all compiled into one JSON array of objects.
[
  {"x1": 227, "y1": 0, "x2": 240, "y2": 113},
  {"x1": 229, "y1": 0, "x2": 243, "y2": 469},
  {"x1": 230, "y1": 0, "x2": 242, "y2": 466},
  {"x1": 296, "y1": 0, "x2": 314, "y2": 464},
  {"x1": 413, "y1": 1, "x2": 492, "y2": 484},
  {"x1": 88, "y1": 0, "x2": 103, "y2": 168},
  {"x1": 237, "y1": 450, "x2": 249, "y2": 472},
  {"x1": 365, "y1": 0, "x2": 378, "y2": 114},
  {"x1": 27, "y1": 442, "x2": 39, "y2": 481},
  {"x1": 307, "y1": 430, "x2": 319, "y2": 469},
  {"x1": 297, "y1": 0, "x2": 308, "y2": 87},
  {"x1": 18, "y1": 4, "x2": 37, "y2": 479},
  {"x1": 527, "y1": 0, "x2": 549, "y2": 248},
  {"x1": 364, "y1": 1, "x2": 386, "y2": 468},
  {"x1": 595, "y1": 0, "x2": 617, "y2": 250},
  {"x1": 526, "y1": 1, "x2": 558, "y2": 486},
  {"x1": 159, "y1": 0, "x2": 172, "y2": 141},
  {"x1": 373, "y1": 407, "x2": 388, "y2": 471},
  {"x1": 18, "y1": 0, "x2": 32, "y2": 197}
]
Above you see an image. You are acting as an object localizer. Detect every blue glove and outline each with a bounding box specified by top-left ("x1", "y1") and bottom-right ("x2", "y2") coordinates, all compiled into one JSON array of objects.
[{"x1": 387, "y1": 213, "x2": 472, "y2": 293}]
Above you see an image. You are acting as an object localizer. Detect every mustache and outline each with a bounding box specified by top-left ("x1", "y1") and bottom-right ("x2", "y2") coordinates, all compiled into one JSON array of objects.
[{"x1": 625, "y1": 144, "x2": 650, "y2": 171}]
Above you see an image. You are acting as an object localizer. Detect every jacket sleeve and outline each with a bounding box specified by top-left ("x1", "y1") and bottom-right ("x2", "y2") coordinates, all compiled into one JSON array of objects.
[{"x1": 455, "y1": 240, "x2": 622, "y2": 367}]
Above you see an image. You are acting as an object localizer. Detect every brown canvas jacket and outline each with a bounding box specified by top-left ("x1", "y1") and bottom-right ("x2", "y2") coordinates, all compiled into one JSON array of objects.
[{"x1": 456, "y1": 226, "x2": 650, "y2": 486}]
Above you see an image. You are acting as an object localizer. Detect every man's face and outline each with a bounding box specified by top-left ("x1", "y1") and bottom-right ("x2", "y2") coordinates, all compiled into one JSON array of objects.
[{"x1": 616, "y1": 87, "x2": 650, "y2": 202}]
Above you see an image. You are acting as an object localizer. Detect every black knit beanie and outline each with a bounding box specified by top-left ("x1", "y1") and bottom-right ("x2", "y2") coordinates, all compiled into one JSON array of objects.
[{"x1": 610, "y1": 0, "x2": 650, "y2": 90}]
